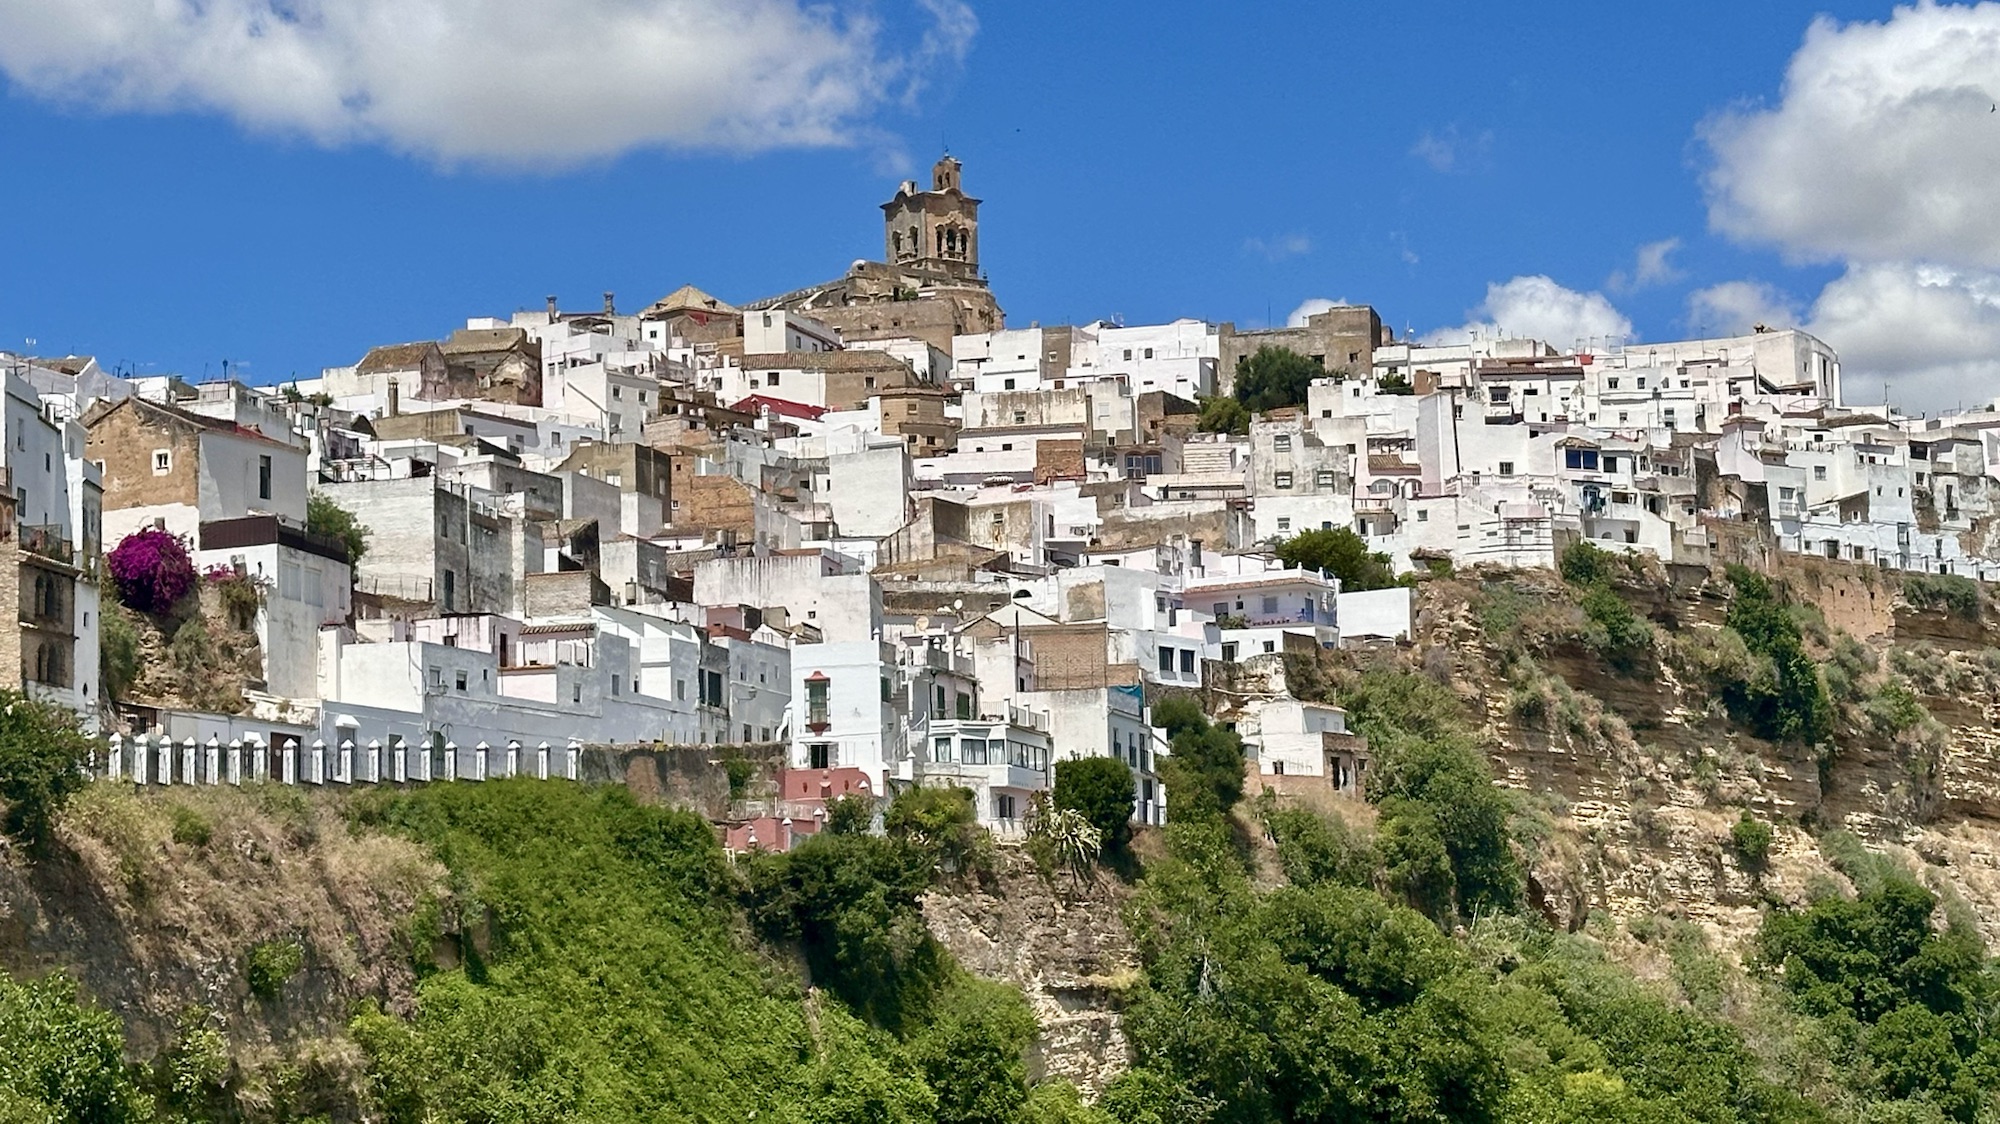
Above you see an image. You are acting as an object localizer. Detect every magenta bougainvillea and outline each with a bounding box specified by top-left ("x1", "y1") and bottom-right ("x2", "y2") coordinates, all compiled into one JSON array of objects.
[{"x1": 106, "y1": 528, "x2": 198, "y2": 615}]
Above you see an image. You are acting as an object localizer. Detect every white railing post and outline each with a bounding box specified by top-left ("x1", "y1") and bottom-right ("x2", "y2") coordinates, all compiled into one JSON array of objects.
[
  {"x1": 366, "y1": 739, "x2": 382, "y2": 784},
  {"x1": 106, "y1": 734, "x2": 124, "y2": 782},
  {"x1": 248, "y1": 735, "x2": 266, "y2": 783},
  {"x1": 281, "y1": 739, "x2": 298, "y2": 785},
  {"x1": 180, "y1": 737, "x2": 198, "y2": 785},
  {"x1": 308, "y1": 739, "x2": 326, "y2": 785},
  {"x1": 393, "y1": 737, "x2": 410, "y2": 783},
  {"x1": 536, "y1": 741, "x2": 551, "y2": 780},
  {"x1": 205, "y1": 736, "x2": 222, "y2": 785},
  {"x1": 227, "y1": 739, "x2": 243, "y2": 785},
  {"x1": 506, "y1": 740, "x2": 521, "y2": 779},
  {"x1": 417, "y1": 738, "x2": 433, "y2": 783},
  {"x1": 337, "y1": 739, "x2": 354, "y2": 784},
  {"x1": 473, "y1": 741, "x2": 490, "y2": 782},
  {"x1": 566, "y1": 739, "x2": 581, "y2": 781},
  {"x1": 442, "y1": 742, "x2": 458, "y2": 782}
]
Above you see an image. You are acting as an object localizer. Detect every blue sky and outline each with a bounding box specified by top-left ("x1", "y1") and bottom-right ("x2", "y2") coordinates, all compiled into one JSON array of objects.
[{"x1": 2, "y1": 0, "x2": 1996, "y2": 409}]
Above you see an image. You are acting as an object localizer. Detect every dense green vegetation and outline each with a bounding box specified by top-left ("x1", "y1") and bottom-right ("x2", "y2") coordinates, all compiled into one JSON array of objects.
[
  {"x1": 1556, "y1": 541, "x2": 1653, "y2": 673},
  {"x1": 1231, "y1": 346, "x2": 1322, "y2": 414},
  {"x1": 1720, "y1": 567, "x2": 1835, "y2": 748},
  {"x1": 1275, "y1": 526, "x2": 1401, "y2": 592},
  {"x1": 0, "y1": 654, "x2": 1993, "y2": 1124},
  {"x1": 1054, "y1": 756, "x2": 1136, "y2": 859},
  {"x1": 0, "y1": 687, "x2": 99, "y2": 852},
  {"x1": 307, "y1": 492, "x2": 371, "y2": 565}
]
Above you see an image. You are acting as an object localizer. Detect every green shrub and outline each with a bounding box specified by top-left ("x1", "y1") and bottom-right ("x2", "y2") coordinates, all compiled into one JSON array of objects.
[
  {"x1": 0, "y1": 688, "x2": 98, "y2": 853},
  {"x1": 1864, "y1": 682, "x2": 1929, "y2": 737},
  {"x1": 1579, "y1": 585, "x2": 1653, "y2": 673},
  {"x1": 169, "y1": 804, "x2": 213, "y2": 848},
  {"x1": 100, "y1": 606, "x2": 143, "y2": 704},
  {"x1": 1052, "y1": 755, "x2": 1135, "y2": 858},
  {"x1": 1261, "y1": 799, "x2": 1377, "y2": 889},
  {"x1": 1730, "y1": 812, "x2": 1774, "y2": 872},
  {"x1": 1720, "y1": 568, "x2": 1834, "y2": 747},
  {"x1": 246, "y1": 939, "x2": 304, "y2": 1000},
  {"x1": 723, "y1": 757, "x2": 757, "y2": 800},
  {"x1": 1902, "y1": 573, "x2": 1982, "y2": 622},
  {"x1": 307, "y1": 491, "x2": 370, "y2": 564},
  {"x1": 1559, "y1": 540, "x2": 1617, "y2": 587}
]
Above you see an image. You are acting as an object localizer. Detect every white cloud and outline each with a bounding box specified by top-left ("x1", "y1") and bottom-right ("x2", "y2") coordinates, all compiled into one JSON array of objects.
[
  {"x1": 1608, "y1": 237, "x2": 1684, "y2": 292},
  {"x1": 1802, "y1": 262, "x2": 2000, "y2": 411},
  {"x1": 1685, "y1": 280, "x2": 1802, "y2": 337},
  {"x1": 1410, "y1": 125, "x2": 1492, "y2": 174},
  {"x1": 1244, "y1": 233, "x2": 1312, "y2": 262},
  {"x1": 0, "y1": 0, "x2": 976, "y2": 165},
  {"x1": 1703, "y1": 2, "x2": 2000, "y2": 268},
  {"x1": 1423, "y1": 275, "x2": 1633, "y2": 349},
  {"x1": 1287, "y1": 297, "x2": 1348, "y2": 328}
]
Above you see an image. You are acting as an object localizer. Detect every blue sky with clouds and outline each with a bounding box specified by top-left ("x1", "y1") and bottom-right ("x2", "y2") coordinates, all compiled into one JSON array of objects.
[{"x1": 3, "y1": 0, "x2": 1998, "y2": 410}]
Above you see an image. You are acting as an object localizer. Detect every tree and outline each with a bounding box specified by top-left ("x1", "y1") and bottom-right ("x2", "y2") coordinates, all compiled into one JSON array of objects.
[
  {"x1": 1194, "y1": 395, "x2": 1248, "y2": 436},
  {"x1": 1231, "y1": 346, "x2": 1321, "y2": 413},
  {"x1": 907, "y1": 976, "x2": 1035, "y2": 1124},
  {"x1": 1154, "y1": 706, "x2": 1245, "y2": 822},
  {"x1": 106, "y1": 527, "x2": 197, "y2": 615},
  {"x1": 99, "y1": 605, "x2": 142, "y2": 704},
  {"x1": 1274, "y1": 527, "x2": 1399, "y2": 591},
  {"x1": 308, "y1": 491, "x2": 370, "y2": 565},
  {"x1": 0, "y1": 689, "x2": 97, "y2": 853},
  {"x1": 1053, "y1": 756, "x2": 1135, "y2": 857}
]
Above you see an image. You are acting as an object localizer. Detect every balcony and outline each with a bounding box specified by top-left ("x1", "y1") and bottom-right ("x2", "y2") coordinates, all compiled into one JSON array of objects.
[{"x1": 17, "y1": 525, "x2": 73, "y2": 567}]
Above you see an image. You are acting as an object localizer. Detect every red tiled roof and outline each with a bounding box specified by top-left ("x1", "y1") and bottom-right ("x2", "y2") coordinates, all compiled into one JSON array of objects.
[{"x1": 730, "y1": 394, "x2": 827, "y2": 420}]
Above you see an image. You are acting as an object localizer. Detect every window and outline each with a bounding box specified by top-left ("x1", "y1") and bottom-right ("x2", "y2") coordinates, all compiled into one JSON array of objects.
[
  {"x1": 1272, "y1": 760, "x2": 1285, "y2": 775},
  {"x1": 806, "y1": 677, "x2": 830, "y2": 728},
  {"x1": 1316, "y1": 470, "x2": 1337, "y2": 488},
  {"x1": 1158, "y1": 648, "x2": 1174, "y2": 672},
  {"x1": 962, "y1": 738, "x2": 989, "y2": 765},
  {"x1": 1607, "y1": 377, "x2": 1620, "y2": 389},
  {"x1": 1274, "y1": 471, "x2": 1293, "y2": 489},
  {"x1": 152, "y1": 450, "x2": 172, "y2": 474},
  {"x1": 1814, "y1": 465, "x2": 1828, "y2": 481},
  {"x1": 1273, "y1": 434, "x2": 1291, "y2": 451},
  {"x1": 993, "y1": 793, "x2": 1017, "y2": 821},
  {"x1": 1003, "y1": 377, "x2": 1016, "y2": 390},
  {"x1": 956, "y1": 692, "x2": 972, "y2": 720},
  {"x1": 809, "y1": 743, "x2": 832, "y2": 769},
  {"x1": 1262, "y1": 640, "x2": 1276, "y2": 653},
  {"x1": 934, "y1": 684, "x2": 947, "y2": 712},
  {"x1": 1179, "y1": 649, "x2": 1195, "y2": 674},
  {"x1": 1123, "y1": 349, "x2": 1133, "y2": 361},
  {"x1": 1144, "y1": 347, "x2": 1154, "y2": 359},
  {"x1": 1498, "y1": 461, "x2": 1515, "y2": 476},
  {"x1": 1277, "y1": 517, "x2": 1291, "y2": 531},
  {"x1": 1222, "y1": 642, "x2": 1238, "y2": 662},
  {"x1": 1262, "y1": 595, "x2": 1278, "y2": 615},
  {"x1": 931, "y1": 736, "x2": 953, "y2": 763},
  {"x1": 454, "y1": 670, "x2": 467, "y2": 692}
]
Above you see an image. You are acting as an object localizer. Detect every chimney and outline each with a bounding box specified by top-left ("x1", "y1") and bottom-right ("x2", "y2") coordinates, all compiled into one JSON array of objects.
[
  {"x1": 546, "y1": 295, "x2": 559, "y2": 323},
  {"x1": 387, "y1": 380, "x2": 400, "y2": 418},
  {"x1": 603, "y1": 291, "x2": 616, "y2": 315}
]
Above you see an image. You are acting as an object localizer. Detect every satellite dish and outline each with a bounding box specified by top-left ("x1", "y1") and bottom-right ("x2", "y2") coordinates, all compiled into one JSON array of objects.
[
  {"x1": 952, "y1": 598, "x2": 963, "y2": 611},
  {"x1": 916, "y1": 615, "x2": 931, "y2": 631}
]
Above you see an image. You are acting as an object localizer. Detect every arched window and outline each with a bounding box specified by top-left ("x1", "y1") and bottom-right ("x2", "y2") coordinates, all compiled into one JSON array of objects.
[
  {"x1": 893, "y1": 231, "x2": 903, "y2": 253},
  {"x1": 936, "y1": 228, "x2": 946, "y2": 256}
]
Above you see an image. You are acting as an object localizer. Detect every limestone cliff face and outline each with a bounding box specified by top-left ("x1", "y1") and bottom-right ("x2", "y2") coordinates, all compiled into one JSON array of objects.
[
  {"x1": 921, "y1": 851, "x2": 1138, "y2": 1096},
  {"x1": 1412, "y1": 559, "x2": 2000, "y2": 954}
]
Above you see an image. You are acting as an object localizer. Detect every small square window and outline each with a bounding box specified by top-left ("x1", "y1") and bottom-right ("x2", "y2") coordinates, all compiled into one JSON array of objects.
[
  {"x1": 1277, "y1": 516, "x2": 1291, "y2": 531},
  {"x1": 1273, "y1": 434, "x2": 1291, "y2": 451},
  {"x1": 1274, "y1": 471, "x2": 1293, "y2": 488},
  {"x1": 1498, "y1": 461, "x2": 1515, "y2": 476},
  {"x1": 152, "y1": 450, "x2": 172, "y2": 474}
]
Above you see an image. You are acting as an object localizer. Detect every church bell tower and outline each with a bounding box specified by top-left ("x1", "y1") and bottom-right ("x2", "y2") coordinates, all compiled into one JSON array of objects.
[{"x1": 882, "y1": 154, "x2": 981, "y2": 280}]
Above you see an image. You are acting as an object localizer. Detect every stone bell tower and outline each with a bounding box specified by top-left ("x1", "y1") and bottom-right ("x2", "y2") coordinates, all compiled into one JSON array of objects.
[{"x1": 881, "y1": 154, "x2": 981, "y2": 281}]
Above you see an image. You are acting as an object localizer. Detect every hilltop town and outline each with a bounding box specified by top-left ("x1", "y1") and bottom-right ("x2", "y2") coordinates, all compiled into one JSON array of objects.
[{"x1": 2, "y1": 153, "x2": 1990, "y2": 843}]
